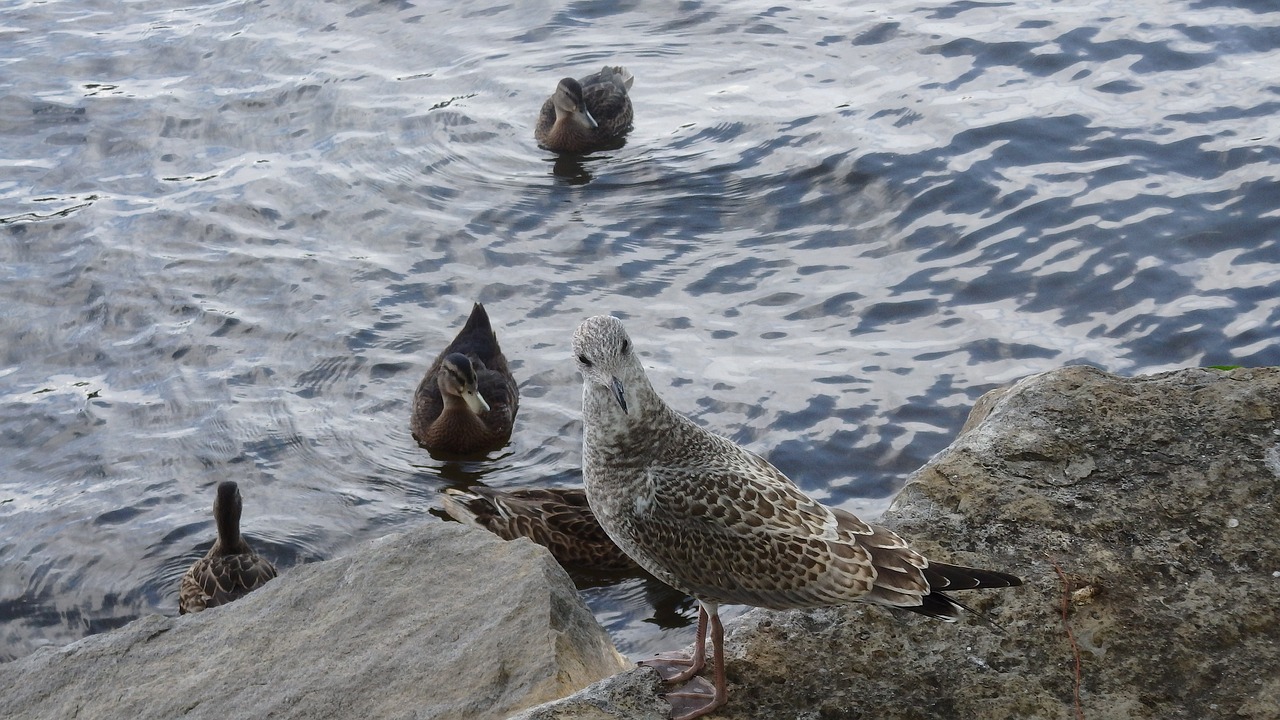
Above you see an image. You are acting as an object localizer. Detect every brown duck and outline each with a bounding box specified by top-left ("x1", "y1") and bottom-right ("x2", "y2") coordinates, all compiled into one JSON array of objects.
[
  {"x1": 440, "y1": 486, "x2": 637, "y2": 570},
  {"x1": 410, "y1": 303, "x2": 519, "y2": 456},
  {"x1": 178, "y1": 481, "x2": 278, "y2": 614},
  {"x1": 535, "y1": 66, "x2": 634, "y2": 153}
]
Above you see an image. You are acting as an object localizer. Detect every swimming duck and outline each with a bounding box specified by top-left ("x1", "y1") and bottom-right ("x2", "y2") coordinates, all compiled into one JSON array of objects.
[
  {"x1": 178, "y1": 481, "x2": 278, "y2": 614},
  {"x1": 410, "y1": 303, "x2": 519, "y2": 456},
  {"x1": 535, "y1": 66, "x2": 634, "y2": 153},
  {"x1": 440, "y1": 486, "x2": 637, "y2": 570}
]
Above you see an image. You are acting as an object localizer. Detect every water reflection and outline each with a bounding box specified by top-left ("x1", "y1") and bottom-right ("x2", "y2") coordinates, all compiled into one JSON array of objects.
[
  {"x1": 572, "y1": 569, "x2": 698, "y2": 633},
  {"x1": 551, "y1": 154, "x2": 594, "y2": 184}
]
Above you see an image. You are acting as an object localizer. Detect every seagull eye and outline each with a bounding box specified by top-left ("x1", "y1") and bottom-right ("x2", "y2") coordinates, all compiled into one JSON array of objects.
[{"x1": 577, "y1": 353, "x2": 593, "y2": 368}]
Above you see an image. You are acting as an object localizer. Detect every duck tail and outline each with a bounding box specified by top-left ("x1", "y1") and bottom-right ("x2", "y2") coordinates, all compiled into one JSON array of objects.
[
  {"x1": 460, "y1": 302, "x2": 494, "y2": 336},
  {"x1": 604, "y1": 65, "x2": 634, "y2": 90},
  {"x1": 439, "y1": 488, "x2": 494, "y2": 528}
]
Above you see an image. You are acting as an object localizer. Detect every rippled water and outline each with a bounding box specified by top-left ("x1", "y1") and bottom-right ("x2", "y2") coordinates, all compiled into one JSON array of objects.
[{"x1": 1, "y1": 0, "x2": 1277, "y2": 662}]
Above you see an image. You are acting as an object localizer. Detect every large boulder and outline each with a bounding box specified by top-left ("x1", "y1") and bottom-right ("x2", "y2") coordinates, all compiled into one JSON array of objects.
[
  {"x1": 514, "y1": 366, "x2": 1280, "y2": 720},
  {"x1": 0, "y1": 522, "x2": 631, "y2": 720}
]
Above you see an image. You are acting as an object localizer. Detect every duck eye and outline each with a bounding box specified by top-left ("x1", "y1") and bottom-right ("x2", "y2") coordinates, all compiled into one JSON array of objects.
[
  {"x1": 577, "y1": 353, "x2": 592, "y2": 368},
  {"x1": 620, "y1": 339, "x2": 630, "y2": 354}
]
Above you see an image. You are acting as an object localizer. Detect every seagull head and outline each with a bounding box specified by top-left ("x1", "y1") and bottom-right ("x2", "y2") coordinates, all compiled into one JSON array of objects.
[{"x1": 573, "y1": 315, "x2": 636, "y2": 414}]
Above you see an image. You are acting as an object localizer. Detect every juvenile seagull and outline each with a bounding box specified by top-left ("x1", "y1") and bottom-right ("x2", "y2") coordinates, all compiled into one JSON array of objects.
[
  {"x1": 178, "y1": 481, "x2": 278, "y2": 614},
  {"x1": 535, "y1": 66, "x2": 634, "y2": 153},
  {"x1": 440, "y1": 486, "x2": 637, "y2": 570},
  {"x1": 573, "y1": 315, "x2": 1021, "y2": 720},
  {"x1": 410, "y1": 303, "x2": 519, "y2": 456}
]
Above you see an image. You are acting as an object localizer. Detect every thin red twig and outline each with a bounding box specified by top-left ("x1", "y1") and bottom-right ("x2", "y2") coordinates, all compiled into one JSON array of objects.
[{"x1": 1051, "y1": 561, "x2": 1085, "y2": 720}]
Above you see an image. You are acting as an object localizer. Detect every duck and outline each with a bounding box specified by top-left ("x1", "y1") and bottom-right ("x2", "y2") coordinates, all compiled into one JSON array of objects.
[
  {"x1": 439, "y1": 486, "x2": 638, "y2": 570},
  {"x1": 178, "y1": 481, "x2": 278, "y2": 614},
  {"x1": 410, "y1": 303, "x2": 519, "y2": 456},
  {"x1": 535, "y1": 65, "x2": 634, "y2": 153}
]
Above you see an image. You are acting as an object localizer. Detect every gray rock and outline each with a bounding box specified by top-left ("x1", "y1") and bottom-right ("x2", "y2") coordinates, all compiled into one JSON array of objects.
[
  {"x1": 511, "y1": 666, "x2": 673, "y2": 720},
  {"x1": 0, "y1": 522, "x2": 631, "y2": 720},
  {"x1": 515, "y1": 366, "x2": 1280, "y2": 720}
]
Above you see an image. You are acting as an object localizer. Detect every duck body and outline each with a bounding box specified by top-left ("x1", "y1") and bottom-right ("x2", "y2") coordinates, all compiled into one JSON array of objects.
[
  {"x1": 178, "y1": 481, "x2": 278, "y2": 614},
  {"x1": 411, "y1": 303, "x2": 519, "y2": 456},
  {"x1": 535, "y1": 66, "x2": 634, "y2": 153},
  {"x1": 440, "y1": 486, "x2": 637, "y2": 570}
]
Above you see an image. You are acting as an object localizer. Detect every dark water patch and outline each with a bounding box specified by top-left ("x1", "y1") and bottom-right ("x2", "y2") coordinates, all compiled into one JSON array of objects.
[
  {"x1": 853, "y1": 22, "x2": 901, "y2": 46},
  {"x1": 927, "y1": 1, "x2": 1016, "y2": 21},
  {"x1": 686, "y1": 257, "x2": 792, "y2": 296},
  {"x1": 93, "y1": 507, "x2": 147, "y2": 526},
  {"x1": 856, "y1": 299, "x2": 941, "y2": 330}
]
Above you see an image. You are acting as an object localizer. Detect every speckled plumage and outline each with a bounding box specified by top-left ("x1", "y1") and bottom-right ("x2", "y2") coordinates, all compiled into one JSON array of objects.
[
  {"x1": 411, "y1": 303, "x2": 519, "y2": 456},
  {"x1": 178, "y1": 481, "x2": 278, "y2": 615},
  {"x1": 535, "y1": 66, "x2": 634, "y2": 153},
  {"x1": 573, "y1": 314, "x2": 1021, "y2": 719},
  {"x1": 439, "y1": 486, "x2": 637, "y2": 570}
]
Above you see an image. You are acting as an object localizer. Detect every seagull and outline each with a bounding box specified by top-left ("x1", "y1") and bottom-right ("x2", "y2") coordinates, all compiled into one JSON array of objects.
[{"x1": 573, "y1": 315, "x2": 1021, "y2": 719}]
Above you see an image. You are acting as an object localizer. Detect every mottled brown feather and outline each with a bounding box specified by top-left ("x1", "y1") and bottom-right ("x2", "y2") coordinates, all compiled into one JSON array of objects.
[
  {"x1": 178, "y1": 481, "x2": 277, "y2": 614},
  {"x1": 440, "y1": 487, "x2": 637, "y2": 570}
]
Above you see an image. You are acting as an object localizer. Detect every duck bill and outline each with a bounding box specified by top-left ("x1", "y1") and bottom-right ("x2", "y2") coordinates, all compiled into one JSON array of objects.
[
  {"x1": 463, "y1": 390, "x2": 491, "y2": 414},
  {"x1": 611, "y1": 376, "x2": 628, "y2": 414}
]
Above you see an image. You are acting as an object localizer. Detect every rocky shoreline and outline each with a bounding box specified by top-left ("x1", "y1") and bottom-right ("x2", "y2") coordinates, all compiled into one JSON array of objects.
[
  {"x1": 517, "y1": 366, "x2": 1280, "y2": 720},
  {"x1": 4, "y1": 366, "x2": 1277, "y2": 720},
  {"x1": 0, "y1": 523, "x2": 629, "y2": 720}
]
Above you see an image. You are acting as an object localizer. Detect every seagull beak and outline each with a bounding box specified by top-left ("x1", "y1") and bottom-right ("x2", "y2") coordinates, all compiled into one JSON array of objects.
[
  {"x1": 610, "y1": 376, "x2": 628, "y2": 414},
  {"x1": 462, "y1": 389, "x2": 491, "y2": 414}
]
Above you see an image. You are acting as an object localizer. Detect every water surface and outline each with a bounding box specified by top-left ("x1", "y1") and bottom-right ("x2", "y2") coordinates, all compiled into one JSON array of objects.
[{"x1": 2, "y1": 0, "x2": 1278, "y2": 661}]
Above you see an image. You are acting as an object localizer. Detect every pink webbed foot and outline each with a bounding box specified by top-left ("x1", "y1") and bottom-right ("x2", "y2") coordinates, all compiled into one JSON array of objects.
[
  {"x1": 642, "y1": 603, "x2": 728, "y2": 719},
  {"x1": 640, "y1": 651, "x2": 705, "y2": 683},
  {"x1": 641, "y1": 605, "x2": 710, "y2": 683},
  {"x1": 663, "y1": 675, "x2": 725, "y2": 720}
]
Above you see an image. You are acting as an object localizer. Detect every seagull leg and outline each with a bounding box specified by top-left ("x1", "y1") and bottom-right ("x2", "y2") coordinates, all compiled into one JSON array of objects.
[
  {"x1": 640, "y1": 604, "x2": 708, "y2": 682},
  {"x1": 662, "y1": 606, "x2": 727, "y2": 720}
]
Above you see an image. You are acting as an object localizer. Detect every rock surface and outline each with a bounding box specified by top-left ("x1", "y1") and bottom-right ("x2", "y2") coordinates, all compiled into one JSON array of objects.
[
  {"x1": 514, "y1": 366, "x2": 1280, "y2": 720},
  {"x1": 0, "y1": 522, "x2": 630, "y2": 720}
]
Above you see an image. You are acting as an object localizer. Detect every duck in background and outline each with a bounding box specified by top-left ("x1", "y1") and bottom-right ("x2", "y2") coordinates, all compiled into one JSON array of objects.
[
  {"x1": 535, "y1": 66, "x2": 634, "y2": 153},
  {"x1": 410, "y1": 303, "x2": 519, "y2": 456}
]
